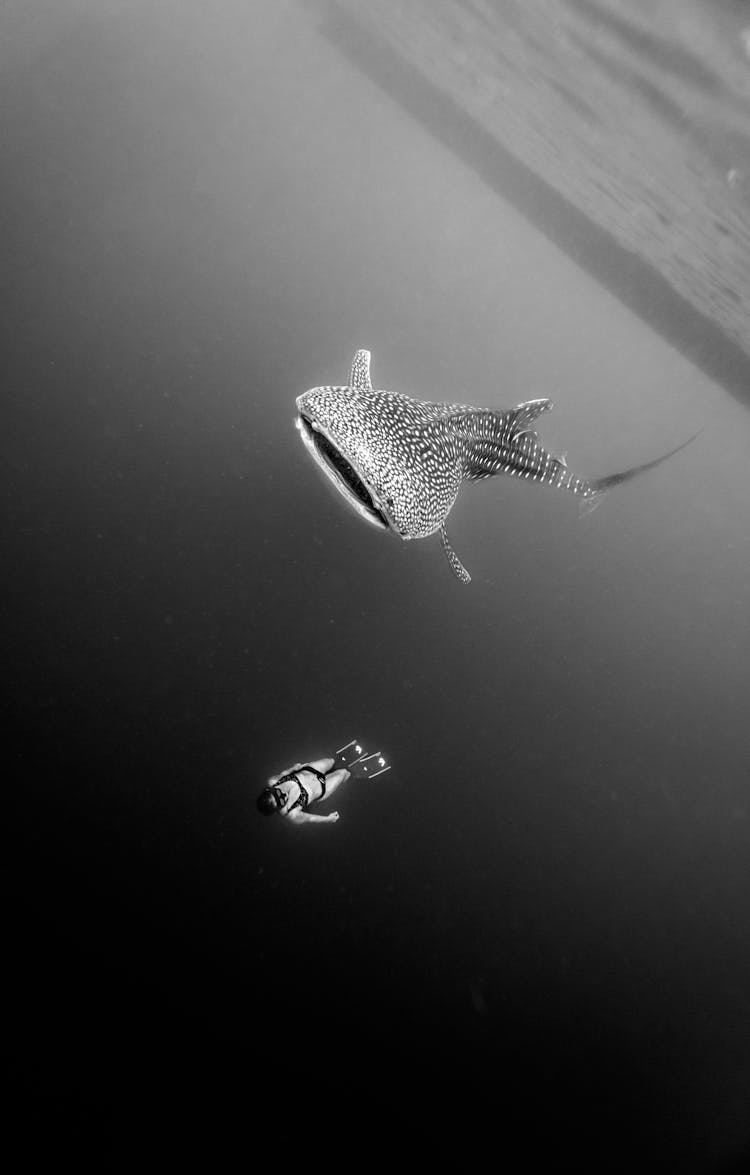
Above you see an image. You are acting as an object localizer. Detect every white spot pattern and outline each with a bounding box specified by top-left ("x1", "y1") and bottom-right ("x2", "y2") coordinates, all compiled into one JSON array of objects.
[
  {"x1": 296, "y1": 352, "x2": 597, "y2": 546},
  {"x1": 296, "y1": 350, "x2": 696, "y2": 580}
]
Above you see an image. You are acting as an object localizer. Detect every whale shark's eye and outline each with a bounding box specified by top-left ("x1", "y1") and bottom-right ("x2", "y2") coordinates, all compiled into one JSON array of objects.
[{"x1": 386, "y1": 495, "x2": 394, "y2": 508}]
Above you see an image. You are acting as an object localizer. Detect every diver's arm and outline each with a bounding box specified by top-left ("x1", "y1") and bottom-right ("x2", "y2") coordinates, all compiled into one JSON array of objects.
[
  {"x1": 270, "y1": 763, "x2": 305, "y2": 783},
  {"x1": 287, "y1": 810, "x2": 340, "y2": 825}
]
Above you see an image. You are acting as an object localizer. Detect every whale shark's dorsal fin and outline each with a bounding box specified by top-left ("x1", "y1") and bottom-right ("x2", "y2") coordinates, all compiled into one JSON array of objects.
[
  {"x1": 445, "y1": 398, "x2": 552, "y2": 438},
  {"x1": 350, "y1": 349, "x2": 373, "y2": 394},
  {"x1": 440, "y1": 525, "x2": 471, "y2": 584},
  {"x1": 506, "y1": 398, "x2": 553, "y2": 436}
]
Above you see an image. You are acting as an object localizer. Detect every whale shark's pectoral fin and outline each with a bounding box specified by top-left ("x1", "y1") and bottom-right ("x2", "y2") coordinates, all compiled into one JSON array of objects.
[
  {"x1": 349, "y1": 349, "x2": 373, "y2": 394},
  {"x1": 440, "y1": 525, "x2": 471, "y2": 584}
]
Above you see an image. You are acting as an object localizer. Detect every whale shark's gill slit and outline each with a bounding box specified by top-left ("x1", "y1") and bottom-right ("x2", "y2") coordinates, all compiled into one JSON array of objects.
[{"x1": 300, "y1": 415, "x2": 387, "y2": 528}]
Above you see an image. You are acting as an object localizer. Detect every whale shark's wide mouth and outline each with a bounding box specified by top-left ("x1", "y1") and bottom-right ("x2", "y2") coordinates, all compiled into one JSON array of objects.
[{"x1": 296, "y1": 413, "x2": 389, "y2": 531}]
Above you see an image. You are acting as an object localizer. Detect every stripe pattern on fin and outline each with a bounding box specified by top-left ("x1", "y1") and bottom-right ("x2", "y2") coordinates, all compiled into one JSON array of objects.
[{"x1": 449, "y1": 403, "x2": 590, "y2": 494}]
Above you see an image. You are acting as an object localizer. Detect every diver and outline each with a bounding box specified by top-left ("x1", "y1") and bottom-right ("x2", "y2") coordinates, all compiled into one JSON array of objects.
[{"x1": 257, "y1": 740, "x2": 391, "y2": 825}]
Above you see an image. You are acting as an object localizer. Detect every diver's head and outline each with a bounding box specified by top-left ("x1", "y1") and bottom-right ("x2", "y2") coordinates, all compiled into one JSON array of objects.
[{"x1": 257, "y1": 786, "x2": 281, "y2": 816}]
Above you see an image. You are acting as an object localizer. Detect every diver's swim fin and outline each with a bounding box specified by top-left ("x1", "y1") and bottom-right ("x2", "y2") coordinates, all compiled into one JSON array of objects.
[
  {"x1": 335, "y1": 740, "x2": 367, "y2": 769},
  {"x1": 350, "y1": 752, "x2": 391, "y2": 780},
  {"x1": 335, "y1": 740, "x2": 392, "y2": 779}
]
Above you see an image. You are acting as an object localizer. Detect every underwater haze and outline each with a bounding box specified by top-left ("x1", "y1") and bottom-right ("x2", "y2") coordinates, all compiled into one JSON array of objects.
[{"x1": 5, "y1": 2, "x2": 750, "y2": 1169}]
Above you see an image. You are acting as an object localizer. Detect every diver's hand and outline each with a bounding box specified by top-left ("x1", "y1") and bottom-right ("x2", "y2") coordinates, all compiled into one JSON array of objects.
[{"x1": 288, "y1": 810, "x2": 339, "y2": 825}]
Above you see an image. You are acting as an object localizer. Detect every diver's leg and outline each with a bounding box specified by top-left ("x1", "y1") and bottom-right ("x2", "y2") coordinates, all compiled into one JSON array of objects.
[
  {"x1": 320, "y1": 768, "x2": 349, "y2": 798},
  {"x1": 308, "y1": 758, "x2": 335, "y2": 775}
]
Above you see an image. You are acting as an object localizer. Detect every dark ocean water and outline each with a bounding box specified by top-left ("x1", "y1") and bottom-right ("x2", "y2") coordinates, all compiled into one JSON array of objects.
[{"x1": 5, "y1": 2, "x2": 750, "y2": 1169}]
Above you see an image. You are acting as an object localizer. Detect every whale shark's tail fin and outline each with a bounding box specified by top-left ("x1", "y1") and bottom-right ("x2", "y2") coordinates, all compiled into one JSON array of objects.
[{"x1": 578, "y1": 430, "x2": 701, "y2": 517}]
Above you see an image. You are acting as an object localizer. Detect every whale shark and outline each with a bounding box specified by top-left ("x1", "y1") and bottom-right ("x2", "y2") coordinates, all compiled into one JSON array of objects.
[{"x1": 296, "y1": 349, "x2": 696, "y2": 583}]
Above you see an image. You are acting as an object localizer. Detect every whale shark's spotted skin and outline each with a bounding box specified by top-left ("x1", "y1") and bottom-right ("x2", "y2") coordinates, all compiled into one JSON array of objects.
[{"x1": 296, "y1": 350, "x2": 695, "y2": 583}]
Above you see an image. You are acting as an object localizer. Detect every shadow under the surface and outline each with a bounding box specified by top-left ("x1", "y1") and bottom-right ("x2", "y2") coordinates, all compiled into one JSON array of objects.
[{"x1": 316, "y1": 2, "x2": 750, "y2": 409}]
